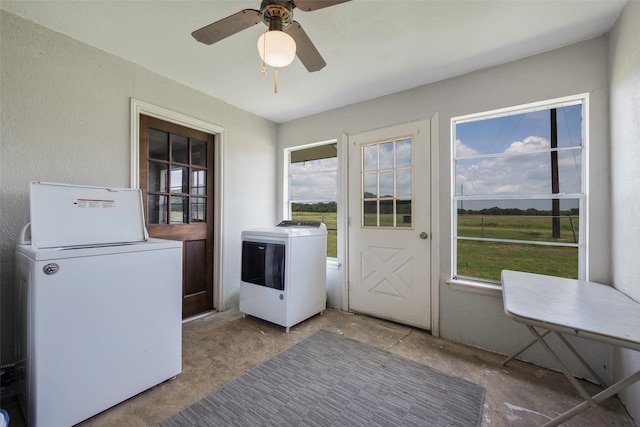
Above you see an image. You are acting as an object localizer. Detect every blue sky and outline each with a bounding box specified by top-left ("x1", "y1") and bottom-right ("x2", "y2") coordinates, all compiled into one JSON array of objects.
[
  {"x1": 456, "y1": 104, "x2": 582, "y2": 155},
  {"x1": 455, "y1": 104, "x2": 583, "y2": 209}
]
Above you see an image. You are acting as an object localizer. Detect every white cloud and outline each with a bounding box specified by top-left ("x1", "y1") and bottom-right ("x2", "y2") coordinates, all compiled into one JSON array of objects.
[
  {"x1": 455, "y1": 139, "x2": 479, "y2": 157},
  {"x1": 504, "y1": 135, "x2": 550, "y2": 153},
  {"x1": 456, "y1": 135, "x2": 581, "y2": 197},
  {"x1": 289, "y1": 156, "x2": 338, "y2": 201}
]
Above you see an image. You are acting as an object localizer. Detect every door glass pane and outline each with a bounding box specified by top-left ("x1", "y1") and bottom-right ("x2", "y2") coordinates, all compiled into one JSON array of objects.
[
  {"x1": 363, "y1": 172, "x2": 377, "y2": 198},
  {"x1": 149, "y1": 129, "x2": 168, "y2": 161},
  {"x1": 148, "y1": 161, "x2": 168, "y2": 193},
  {"x1": 148, "y1": 195, "x2": 168, "y2": 224},
  {"x1": 363, "y1": 200, "x2": 377, "y2": 226},
  {"x1": 379, "y1": 141, "x2": 394, "y2": 169},
  {"x1": 360, "y1": 136, "x2": 414, "y2": 229},
  {"x1": 172, "y1": 135, "x2": 188, "y2": 164},
  {"x1": 380, "y1": 200, "x2": 394, "y2": 226},
  {"x1": 170, "y1": 166, "x2": 188, "y2": 194},
  {"x1": 191, "y1": 169, "x2": 206, "y2": 195},
  {"x1": 192, "y1": 139, "x2": 207, "y2": 167},
  {"x1": 379, "y1": 171, "x2": 393, "y2": 198},
  {"x1": 191, "y1": 197, "x2": 206, "y2": 222},
  {"x1": 396, "y1": 138, "x2": 411, "y2": 167},
  {"x1": 396, "y1": 169, "x2": 411, "y2": 197},
  {"x1": 363, "y1": 145, "x2": 377, "y2": 171},
  {"x1": 397, "y1": 200, "x2": 412, "y2": 227},
  {"x1": 170, "y1": 196, "x2": 188, "y2": 224}
]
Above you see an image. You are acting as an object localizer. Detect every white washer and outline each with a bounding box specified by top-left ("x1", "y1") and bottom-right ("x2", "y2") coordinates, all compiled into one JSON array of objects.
[
  {"x1": 15, "y1": 182, "x2": 182, "y2": 427},
  {"x1": 240, "y1": 221, "x2": 327, "y2": 332}
]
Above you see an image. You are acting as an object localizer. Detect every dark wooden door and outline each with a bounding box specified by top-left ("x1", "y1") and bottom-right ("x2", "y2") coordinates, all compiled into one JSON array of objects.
[{"x1": 140, "y1": 114, "x2": 215, "y2": 318}]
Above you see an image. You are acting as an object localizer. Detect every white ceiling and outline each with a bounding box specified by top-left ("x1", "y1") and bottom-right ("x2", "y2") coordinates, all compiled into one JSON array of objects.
[{"x1": 1, "y1": 0, "x2": 626, "y2": 123}]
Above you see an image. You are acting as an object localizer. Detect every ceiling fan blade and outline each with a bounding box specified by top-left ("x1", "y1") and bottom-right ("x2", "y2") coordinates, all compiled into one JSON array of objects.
[
  {"x1": 286, "y1": 21, "x2": 326, "y2": 72},
  {"x1": 292, "y1": 0, "x2": 351, "y2": 12},
  {"x1": 192, "y1": 9, "x2": 261, "y2": 45}
]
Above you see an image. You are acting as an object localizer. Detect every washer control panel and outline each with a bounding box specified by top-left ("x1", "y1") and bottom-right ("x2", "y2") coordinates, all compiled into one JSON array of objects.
[{"x1": 277, "y1": 220, "x2": 322, "y2": 228}]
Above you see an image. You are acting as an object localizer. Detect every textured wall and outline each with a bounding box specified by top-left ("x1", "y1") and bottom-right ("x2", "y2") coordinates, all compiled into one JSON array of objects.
[
  {"x1": 0, "y1": 10, "x2": 278, "y2": 364},
  {"x1": 608, "y1": 0, "x2": 640, "y2": 420}
]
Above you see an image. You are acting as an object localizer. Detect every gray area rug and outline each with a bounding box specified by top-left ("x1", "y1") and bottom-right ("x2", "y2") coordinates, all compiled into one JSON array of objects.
[{"x1": 159, "y1": 330, "x2": 485, "y2": 426}]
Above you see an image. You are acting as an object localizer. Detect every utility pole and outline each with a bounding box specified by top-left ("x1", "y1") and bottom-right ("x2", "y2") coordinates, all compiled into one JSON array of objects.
[{"x1": 551, "y1": 109, "x2": 561, "y2": 238}]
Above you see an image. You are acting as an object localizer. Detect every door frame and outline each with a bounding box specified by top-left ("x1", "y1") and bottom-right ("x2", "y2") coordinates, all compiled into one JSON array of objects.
[
  {"x1": 341, "y1": 113, "x2": 441, "y2": 336},
  {"x1": 129, "y1": 98, "x2": 226, "y2": 312}
]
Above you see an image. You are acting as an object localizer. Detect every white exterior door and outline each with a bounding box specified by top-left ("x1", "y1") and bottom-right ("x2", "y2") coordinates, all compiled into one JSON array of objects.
[{"x1": 348, "y1": 119, "x2": 431, "y2": 329}]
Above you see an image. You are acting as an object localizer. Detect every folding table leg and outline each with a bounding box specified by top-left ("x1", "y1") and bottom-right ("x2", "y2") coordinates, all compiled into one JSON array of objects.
[
  {"x1": 542, "y1": 369, "x2": 640, "y2": 427},
  {"x1": 502, "y1": 329, "x2": 552, "y2": 366},
  {"x1": 554, "y1": 331, "x2": 607, "y2": 387},
  {"x1": 503, "y1": 328, "x2": 608, "y2": 390},
  {"x1": 526, "y1": 326, "x2": 613, "y2": 426}
]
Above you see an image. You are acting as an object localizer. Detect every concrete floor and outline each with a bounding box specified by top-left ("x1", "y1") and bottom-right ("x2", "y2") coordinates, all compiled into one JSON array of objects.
[{"x1": 2, "y1": 308, "x2": 636, "y2": 426}]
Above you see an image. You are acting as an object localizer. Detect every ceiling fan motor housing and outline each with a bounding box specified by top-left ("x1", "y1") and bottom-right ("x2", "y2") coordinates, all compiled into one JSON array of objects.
[{"x1": 260, "y1": 0, "x2": 294, "y2": 31}]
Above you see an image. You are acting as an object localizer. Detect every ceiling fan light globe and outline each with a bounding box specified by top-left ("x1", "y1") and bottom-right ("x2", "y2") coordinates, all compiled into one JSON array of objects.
[{"x1": 257, "y1": 30, "x2": 296, "y2": 68}]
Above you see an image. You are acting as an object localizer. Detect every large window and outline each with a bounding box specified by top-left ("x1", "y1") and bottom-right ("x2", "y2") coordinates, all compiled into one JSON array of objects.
[
  {"x1": 287, "y1": 142, "x2": 338, "y2": 258},
  {"x1": 452, "y1": 96, "x2": 586, "y2": 284}
]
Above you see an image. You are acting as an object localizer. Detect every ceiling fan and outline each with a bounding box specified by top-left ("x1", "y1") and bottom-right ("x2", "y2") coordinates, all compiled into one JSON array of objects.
[{"x1": 191, "y1": 0, "x2": 351, "y2": 73}]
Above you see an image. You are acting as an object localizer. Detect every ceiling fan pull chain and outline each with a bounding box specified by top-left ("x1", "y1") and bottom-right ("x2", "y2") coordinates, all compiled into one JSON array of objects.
[{"x1": 274, "y1": 67, "x2": 279, "y2": 93}]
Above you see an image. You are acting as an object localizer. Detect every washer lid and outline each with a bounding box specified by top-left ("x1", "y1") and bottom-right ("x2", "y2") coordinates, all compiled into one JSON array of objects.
[
  {"x1": 16, "y1": 238, "x2": 181, "y2": 261},
  {"x1": 29, "y1": 182, "x2": 148, "y2": 249},
  {"x1": 243, "y1": 222, "x2": 327, "y2": 238}
]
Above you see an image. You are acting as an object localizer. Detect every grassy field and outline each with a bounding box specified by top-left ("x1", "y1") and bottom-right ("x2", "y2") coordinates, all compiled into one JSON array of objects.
[
  {"x1": 457, "y1": 215, "x2": 579, "y2": 243},
  {"x1": 457, "y1": 240, "x2": 578, "y2": 282},
  {"x1": 292, "y1": 212, "x2": 338, "y2": 258},
  {"x1": 291, "y1": 212, "x2": 579, "y2": 281},
  {"x1": 457, "y1": 215, "x2": 579, "y2": 281}
]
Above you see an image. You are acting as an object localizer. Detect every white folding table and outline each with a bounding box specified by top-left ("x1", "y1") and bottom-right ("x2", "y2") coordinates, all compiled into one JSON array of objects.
[{"x1": 501, "y1": 270, "x2": 640, "y2": 426}]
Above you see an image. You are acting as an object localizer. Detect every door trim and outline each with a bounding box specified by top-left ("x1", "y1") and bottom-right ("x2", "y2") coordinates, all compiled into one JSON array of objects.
[
  {"x1": 430, "y1": 112, "x2": 440, "y2": 337},
  {"x1": 342, "y1": 114, "x2": 440, "y2": 336},
  {"x1": 340, "y1": 132, "x2": 349, "y2": 313},
  {"x1": 129, "y1": 98, "x2": 226, "y2": 311}
]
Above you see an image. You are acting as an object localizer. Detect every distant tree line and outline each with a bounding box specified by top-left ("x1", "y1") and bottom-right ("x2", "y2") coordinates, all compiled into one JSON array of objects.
[
  {"x1": 293, "y1": 203, "x2": 578, "y2": 216},
  {"x1": 292, "y1": 202, "x2": 337, "y2": 213},
  {"x1": 364, "y1": 192, "x2": 393, "y2": 199},
  {"x1": 459, "y1": 207, "x2": 579, "y2": 216}
]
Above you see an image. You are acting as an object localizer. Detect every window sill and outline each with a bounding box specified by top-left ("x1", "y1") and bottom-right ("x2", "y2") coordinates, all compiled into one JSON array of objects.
[
  {"x1": 446, "y1": 278, "x2": 503, "y2": 297},
  {"x1": 327, "y1": 259, "x2": 341, "y2": 270}
]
